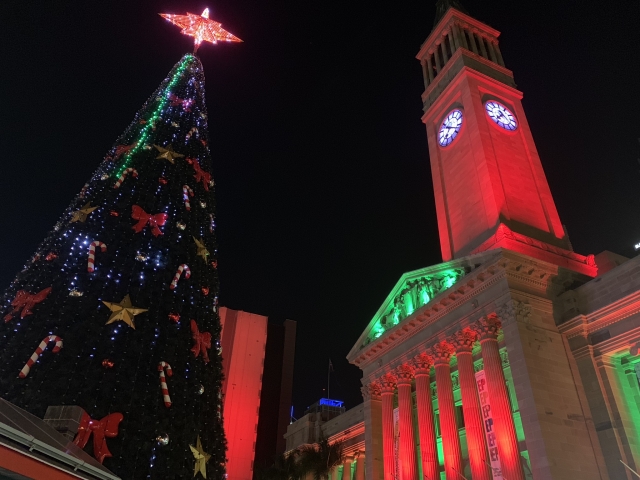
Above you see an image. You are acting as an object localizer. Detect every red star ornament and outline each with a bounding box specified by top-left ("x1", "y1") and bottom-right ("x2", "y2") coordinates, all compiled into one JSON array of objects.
[{"x1": 159, "y1": 8, "x2": 242, "y2": 53}]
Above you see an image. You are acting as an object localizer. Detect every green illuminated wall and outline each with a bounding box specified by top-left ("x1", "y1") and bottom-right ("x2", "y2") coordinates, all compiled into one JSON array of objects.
[{"x1": 611, "y1": 353, "x2": 640, "y2": 464}]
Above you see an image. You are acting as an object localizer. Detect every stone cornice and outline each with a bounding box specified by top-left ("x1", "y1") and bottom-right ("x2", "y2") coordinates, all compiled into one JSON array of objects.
[
  {"x1": 347, "y1": 251, "x2": 501, "y2": 361},
  {"x1": 349, "y1": 249, "x2": 566, "y2": 369},
  {"x1": 420, "y1": 48, "x2": 515, "y2": 105},
  {"x1": 326, "y1": 421, "x2": 365, "y2": 449},
  {"x1": 472, "y1": 224, "x2": 597, "y2": 277},
  {"x1": 348, "y1": 256, "x2": 504, "y2": 368},
  {"x1": 559, "y1": 289, "x2": 640, "y2": 339},
  {"x1": 417, "y1": 8, "x2": 500, "y2": 61}
]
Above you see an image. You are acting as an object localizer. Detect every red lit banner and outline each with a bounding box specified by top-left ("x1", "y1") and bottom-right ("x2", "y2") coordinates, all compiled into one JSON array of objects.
[
  {"x1": 476, "y1": 370, "x2": 504, "y2": 480},
  {"x1": 393, "y1": 407, "x2": 401, "y2": 480}
]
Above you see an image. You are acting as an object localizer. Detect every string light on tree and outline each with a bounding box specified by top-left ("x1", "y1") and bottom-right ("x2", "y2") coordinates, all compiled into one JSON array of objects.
[{"x1": 0, "y1": 7, "x2": 237, "y2": 478}]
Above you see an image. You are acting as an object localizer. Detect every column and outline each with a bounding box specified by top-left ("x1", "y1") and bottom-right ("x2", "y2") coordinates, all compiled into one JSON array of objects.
[
  {"x1": 467, "y1": 30, "x2": 478, "y2": 54},
  {"x1": 362, "y1": 382, "x2": 383, "y2": 480},
  {"x1": 380, "y1": 373, "x2": 397, "y2": 480},
  {"x1": 432, "y1": 342, "x2": 463, "y2": 480},
  {"x1": 355, "y1": 452, "x2": 365, "y2": 480},
  {"x1": 474, "y1": 316, "x2": 524, "y2": 480},
  {"x1": 433, "y1": 47, "x2": 442, "y2": 73},
  {"x1": 426, "y1": 55, "x2": 434, "y2": 82},
  {"x1": 447, "y1": 30, "x2": 457, "y2": 56},
  {"x1": 476, "y1": 32, "x2": 488, "y2": 59},
  {"x1": 450, "y1": 329, "x2": 491, "y2": 480},
  {"x1": 330, "y1": 465, "x2": 339, "y2": 480},
  {"x1": 440, "y1": 37, "x2": 449, "y2": 63},
  {"x1": 343, "y1": 456, "x2": 353, "y2": 480},
  {"x1": 486, "y1": 40, "x2": 498, "y2": 63},
  {"x1": 454, "y1": 23, "x2": 468, "y2": 49},
  {"x1": 449, "y1": 22, "x2": 461, "y2": 49},
  {"x1": 421, "y1": 59, "x2": 429, "y2": 89},
  {"x1": 413, "y1": 353, "x2": 439, "y2": 480},
  {"x1": 493, "y1": 41, "x2": 505, "y2": 66},
  {"x1": 396, "y1": 364, "x2": 418, "y2": 480}
]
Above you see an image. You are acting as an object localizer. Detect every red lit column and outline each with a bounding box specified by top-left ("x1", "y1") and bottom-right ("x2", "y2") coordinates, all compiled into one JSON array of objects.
[
  {"x1": 396, "y1": 364, "x2": 418, "y2": 480},
  {"x1": 450, "y1": 329, "x2": 491, "y2": 480},
  {"x1": 354, "y1": 452, "x2": 365, "y2": 480},
  {"x1": 413, "y1": 352, "x2": 439, "y2": 480},
  {"x1": 474, "y1": 316, "x2": 524, "y2": 480},
  {"x1": 343, "y1": 455, "x2": 353, "y2": 480},
  {"x1": 432, "y1": 342, "x2": 463, "y2": 480},
  {"x1": 380, "y1": 373, "x2": 397, "y2": 480}
]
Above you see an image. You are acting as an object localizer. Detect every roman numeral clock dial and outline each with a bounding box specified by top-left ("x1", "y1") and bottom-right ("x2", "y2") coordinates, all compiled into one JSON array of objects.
[
  {"x1": 485, "y1": 101, "x2": 518, "y2": 131},
  {"x1": 438, "y1": 109, "x2": 463, "y2": 147}
]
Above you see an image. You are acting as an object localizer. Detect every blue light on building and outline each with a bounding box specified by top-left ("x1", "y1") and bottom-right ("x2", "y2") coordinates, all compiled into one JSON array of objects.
[{"x1": 319, "y1": 398, "x2": 344, "y2": 408}]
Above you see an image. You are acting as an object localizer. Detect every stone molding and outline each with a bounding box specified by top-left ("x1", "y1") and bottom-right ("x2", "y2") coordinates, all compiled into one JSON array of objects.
[
  {"x1": 351, "y1": 252, "x2": 505, "y2": 367},
  {"x1": 472, "y1": 223, "x2": 596, "y2": 276},
  {"x1": 395, "y1": 363, "x2": 415, "y2": 385},
  {"x1": 432, "y1": 341, "x2": 456, "y2": 365},
  {"x1": 350, "y1": 249, "x2": 568, "y2": 368},
  {"x1": 379, "y1": 373, "x2": 397, "y2": 394},
  {"x1": 559, "y1": 289, "x2": 640, "y2": 341},
  {"x1": 413, "y1": 352, "x2": 434, "y2": 375},
  {"x1": 450, "y1": 327, "x2": 478, "y2": 353},
  {"x1": 473, "y1": 314, "x2": 501, "y2": 341},
  {"x1": 361, "y1": 382, "x2": 382, "y2": 401},
  {"x1": 496, "y1": 299, "x2": 532, "y2": 327}
]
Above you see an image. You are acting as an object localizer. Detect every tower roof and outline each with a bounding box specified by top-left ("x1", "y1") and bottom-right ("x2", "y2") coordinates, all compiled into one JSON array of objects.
[{"x1": 433, "y1": 0, "x2": 468, "y2": 27}]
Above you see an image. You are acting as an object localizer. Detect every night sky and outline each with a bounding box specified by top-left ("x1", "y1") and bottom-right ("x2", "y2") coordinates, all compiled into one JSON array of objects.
[{"x1": 1, "y1": 1, "x2": 639, "y2": 416}]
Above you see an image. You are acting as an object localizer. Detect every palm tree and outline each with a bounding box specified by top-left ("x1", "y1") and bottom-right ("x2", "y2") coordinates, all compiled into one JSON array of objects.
[
  {"x1": 257, "y1": 449, "x2": 303, "y2": 480},
  {"x1": 297, "y1": 437, "x2": 345, "y2": 480}
]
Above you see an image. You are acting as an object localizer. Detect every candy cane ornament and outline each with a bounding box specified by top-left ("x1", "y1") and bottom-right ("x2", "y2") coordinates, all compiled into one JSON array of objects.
[
  {"x1": 87, "y1": 241, "x2": 107, "y2": 272},
  {"x1": 20, "y1": 335, "x2": 63, "y2": 378},
  {"x1": 113, "y1": 168, "x2": 138, "y2": 189},
  {"x1": 158, "y1": 361, "x2": 173, "y2": 407},
  {"x1": 186, "y1": 127, "x2": 198, "y2": 140},
  {"x1": 170, "y1": 264, "x2": 191, "y2": 290},
  {"x1": 182, "y1": 185, "x2": 194, "y2": 211}
]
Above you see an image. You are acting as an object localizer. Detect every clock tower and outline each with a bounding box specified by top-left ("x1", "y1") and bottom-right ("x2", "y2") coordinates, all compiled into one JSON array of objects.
[{"x1": 418, "y1": 1, "x2": 596, "y2": 275}]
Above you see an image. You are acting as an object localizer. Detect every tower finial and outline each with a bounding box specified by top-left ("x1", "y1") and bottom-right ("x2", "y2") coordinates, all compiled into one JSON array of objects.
[{"x1": 433, "y1": 0, "x2": 468, "y2": 27}]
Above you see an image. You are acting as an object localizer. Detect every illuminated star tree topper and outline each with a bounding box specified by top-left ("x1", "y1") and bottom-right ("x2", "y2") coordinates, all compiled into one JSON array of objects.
[{"x1": 160, "y1": 8, "x2": 242, "y2": 53}]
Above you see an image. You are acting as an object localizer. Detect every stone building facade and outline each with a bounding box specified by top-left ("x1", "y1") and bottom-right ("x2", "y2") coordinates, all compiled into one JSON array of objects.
[{"x1": 285, "y1": 2, "x2": 640, "y2": 480}]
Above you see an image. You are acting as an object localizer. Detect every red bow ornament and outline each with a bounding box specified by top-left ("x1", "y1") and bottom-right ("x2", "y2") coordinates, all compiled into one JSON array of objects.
[
  {"x1": 73, "y1": 411, "x2": 124, "y2": 464},
  {"x1": 106, "y1": 144, "x2": 135, "y2": 162},
  {"x1": 168, "y1": 93, "x2": 193, "y2": 111},
  {"x1": 4, "y1": 287, "x2": 52, "y2": 322},
  {"x1": 191, "y1": 160, "x2": 212, "y2": 191},
  {"x1": 190, "y1": 319, "x2": 212, "y2": 364},
  {"x1": 131, "y1": 205, "x2": 168, "y2": 237}
]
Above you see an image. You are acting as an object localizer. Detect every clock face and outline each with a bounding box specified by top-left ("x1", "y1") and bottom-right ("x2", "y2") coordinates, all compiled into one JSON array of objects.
[
  {"x1": 485, "y1": 101, "x2": 518, "y2": 131},
  {"x1": 438, "y1": 109, "x2": 463, "y2": 147}
]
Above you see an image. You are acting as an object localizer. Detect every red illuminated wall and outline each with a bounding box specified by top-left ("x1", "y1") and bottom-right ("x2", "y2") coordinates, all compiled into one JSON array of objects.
[
  {"x1": 220, "y1": 307, "x2": 268, "y2": 480},
  {"x1": 422, "y1": 70, "x2": 569, "y2": 261},
  {"x1": 0, "y1": 445, "x2": 82, "y2": 480}
]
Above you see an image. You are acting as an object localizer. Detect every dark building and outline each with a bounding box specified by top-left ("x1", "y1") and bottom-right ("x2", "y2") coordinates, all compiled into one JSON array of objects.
[{"x1": 253, "y1": 320, "x2": 297, "y2": 475}]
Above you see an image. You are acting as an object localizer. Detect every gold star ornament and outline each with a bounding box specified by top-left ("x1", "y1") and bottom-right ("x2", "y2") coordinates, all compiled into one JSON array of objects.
[
  {"x1": 190, "y1": 435, "x2": 211, "y2": 478},
  {"x1": 70, "y1": 203, "x2": 98, "y2": 223},
  {"x1": 193, "y1": 237, "x2": 210, "y2": 261},
  {"x1": 154, "y1": 144, "x2": 184, "y2": 164},
  {"x1": 103, "y1": 294, "x2": 148, "y2": 329}
]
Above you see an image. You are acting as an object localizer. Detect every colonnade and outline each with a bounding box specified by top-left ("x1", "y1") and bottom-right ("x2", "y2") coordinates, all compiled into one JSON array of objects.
[
  {"x1": 420, "y1": 20, "x2": 505, "y2": 89},
  {"x1": 366, "y1": 315, "x2": 524, "y2": 480}
]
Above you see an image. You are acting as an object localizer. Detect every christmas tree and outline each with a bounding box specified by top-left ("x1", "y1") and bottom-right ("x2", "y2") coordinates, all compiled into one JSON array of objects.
[{"x1": 0, "y1": 9, "x2": 241, "y2": 479}]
